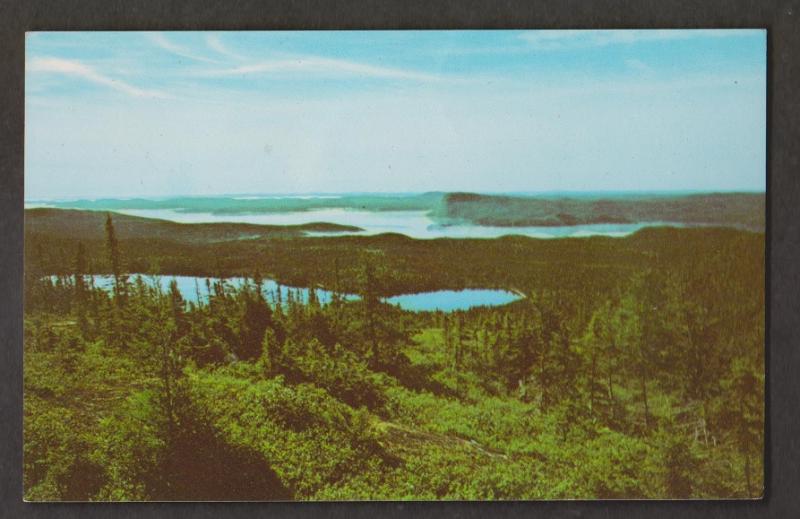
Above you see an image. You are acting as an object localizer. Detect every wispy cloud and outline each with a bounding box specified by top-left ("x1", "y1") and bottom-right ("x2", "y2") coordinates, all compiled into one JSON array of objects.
[
  {"x1": 27, "y1": 57, "x2": 169, "y2": 98},
  {"x1": 196, "y1": 55, "x2": 443, "y2": 82},
  {"x1": 205, "y1": 34, "x2": 247, "y2": 61},
  {"x1": 147, "y1": 32, "x2": 221, "y2": 64},
  {"x1": 153, "y1": 33, "x2": 440, "y2": 83},
  {"x1": 518, "y1": 29, "x2": 760, "y2": 50}
]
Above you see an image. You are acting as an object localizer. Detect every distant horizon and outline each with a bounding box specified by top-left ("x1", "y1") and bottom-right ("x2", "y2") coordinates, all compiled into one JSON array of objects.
[{"x1": 24, "y1": 188, "x2": 767, "y2": 203}]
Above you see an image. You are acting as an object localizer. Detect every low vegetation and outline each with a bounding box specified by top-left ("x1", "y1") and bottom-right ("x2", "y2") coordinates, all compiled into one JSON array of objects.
[{"x1": 23, "y1": 210, "x2": 764, "y2": 500}]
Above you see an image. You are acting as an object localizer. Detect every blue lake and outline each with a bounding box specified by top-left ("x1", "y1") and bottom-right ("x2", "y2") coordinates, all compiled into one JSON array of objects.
[
  {"x1": 82, "y1": 275, "x2": 344, "y2": 305},
  {"x1": 65, "y1": 275, "x2": 522, "y2": 312},
  {"x1": 385, "y1": 289, "x2": 523, "y2": 312}
]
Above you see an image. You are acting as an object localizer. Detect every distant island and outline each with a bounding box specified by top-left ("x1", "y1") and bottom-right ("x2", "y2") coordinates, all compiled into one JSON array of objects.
[{"x1": 433, "y1": 192, "x2": 765, "y2": 232}]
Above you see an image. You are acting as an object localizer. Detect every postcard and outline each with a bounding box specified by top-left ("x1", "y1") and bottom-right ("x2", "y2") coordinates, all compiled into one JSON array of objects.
[{"x1": 24, "y1": 29, "x2": 765, "y2": 501}]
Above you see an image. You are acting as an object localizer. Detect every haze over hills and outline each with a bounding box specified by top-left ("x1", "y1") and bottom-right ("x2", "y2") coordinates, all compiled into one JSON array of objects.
[
  {"x1": 26, "y1": 193, "x2": 443, "y2": 214},
  {"x1": 27, "y1": 191, "x2": 766, "y2": 234},
  {"x1": 433, "y1": 192, "x2": 765, "y2": 231}
]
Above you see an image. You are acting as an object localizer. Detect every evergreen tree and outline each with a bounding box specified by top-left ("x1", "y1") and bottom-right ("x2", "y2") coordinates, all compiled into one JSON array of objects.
[
  {"x1": 168, "y1": 279, "x2": 188, "y2": 338},
  {"x1": 73, "y1": 242, "x2": 89, "y2": 334},
  {"x1": 237, "y1": 287, "x2": 272, "y2": 361},
  {"x1": 104, "y1": 213, "x2": 127, "y2": 304},
  {"x1": 360, "y1": 259, "x2": 379, "y2": 362}
]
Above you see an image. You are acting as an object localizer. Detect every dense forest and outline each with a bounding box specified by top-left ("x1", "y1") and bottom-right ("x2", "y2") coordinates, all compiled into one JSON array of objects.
[{"x1": 23, "y1": 210, "x2": 764, "y2": 500}]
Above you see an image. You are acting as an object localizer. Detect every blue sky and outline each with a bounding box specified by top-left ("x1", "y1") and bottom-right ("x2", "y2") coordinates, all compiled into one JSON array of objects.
[{"x1": 25, "y1": 30, "x2": 766, "y2": 199}]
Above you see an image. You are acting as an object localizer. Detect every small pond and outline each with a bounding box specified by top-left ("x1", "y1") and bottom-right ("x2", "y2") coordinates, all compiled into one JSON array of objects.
[{"x1": 384, "y1": 289, "x2": 523, "y2": 312}]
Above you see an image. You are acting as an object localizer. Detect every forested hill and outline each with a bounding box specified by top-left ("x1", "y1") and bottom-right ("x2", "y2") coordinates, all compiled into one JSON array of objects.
[
  {"x1": 432, "y1": 192, "x2": 765, "y2": 230},
  {"x1": 26, "y1": 206, "x2": 763, "y2": 299},
  {"x1": 25, "y1": 208, "x2": 362, "y2": 243}
]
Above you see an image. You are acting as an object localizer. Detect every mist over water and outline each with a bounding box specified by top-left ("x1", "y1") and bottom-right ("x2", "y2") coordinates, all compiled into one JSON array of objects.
[{"x1": 94, "y1": 206, "x2": 686, "y2": 239}]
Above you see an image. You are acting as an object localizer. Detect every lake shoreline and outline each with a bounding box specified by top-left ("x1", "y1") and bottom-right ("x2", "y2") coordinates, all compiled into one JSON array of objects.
[{"x1": 49, "y1": 274, "x2": 526, "y2": 312}]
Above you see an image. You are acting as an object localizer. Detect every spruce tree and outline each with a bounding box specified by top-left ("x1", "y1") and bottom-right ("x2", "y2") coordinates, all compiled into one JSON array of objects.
[
  {"x1": 104, "y1": 213, "x2": 127, "y2": 305},
  {"x1": 238, "y1": 288, "x2": 272, "y2": 361},
  {"x1": 74, "y1": 242, "x2": 88, "y2": 334}
]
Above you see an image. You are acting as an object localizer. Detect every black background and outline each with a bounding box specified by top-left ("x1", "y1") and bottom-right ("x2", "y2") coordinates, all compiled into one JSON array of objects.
[{"x1": 1, "y1": 1, "x2": 798, "y2": 517}]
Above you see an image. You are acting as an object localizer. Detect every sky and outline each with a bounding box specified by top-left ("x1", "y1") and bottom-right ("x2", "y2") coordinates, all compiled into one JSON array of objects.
[{"x1": 25, "y1": 30, "x2": 766, "y2": 199}]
